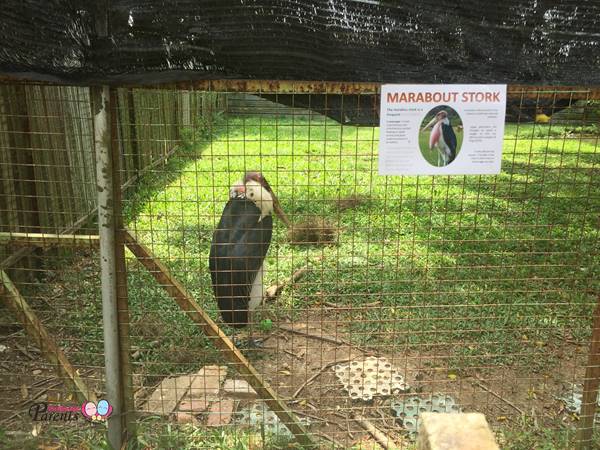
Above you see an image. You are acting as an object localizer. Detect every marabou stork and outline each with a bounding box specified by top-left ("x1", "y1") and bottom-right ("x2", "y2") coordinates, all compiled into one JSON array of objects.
[
  {"x1": 422, "y1": 110, "x2": 458, "y2": 166},
  {"x1": 209, "y1": 172, "x2": 290, "y2": 330}
]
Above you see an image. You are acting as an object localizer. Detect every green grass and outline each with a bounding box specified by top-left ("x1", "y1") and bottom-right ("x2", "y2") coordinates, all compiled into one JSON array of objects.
[
  {"x1": 4, "y1": 416, "x2": 598, "y2": 449},
  {"x1": 0, "y1": 418, "x2": 303, "y2": 450},
  {"x1": 122, "y1": 114, "x2": 598, "y2": 371},
  {"x1": 13, "y1": 113, "x2": 597, "y2": 449}
]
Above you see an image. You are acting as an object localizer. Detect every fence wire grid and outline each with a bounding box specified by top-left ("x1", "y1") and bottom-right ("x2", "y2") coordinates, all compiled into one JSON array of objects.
[{"x1": 0, "y1": 82, "x2": 599, "y2": 449}]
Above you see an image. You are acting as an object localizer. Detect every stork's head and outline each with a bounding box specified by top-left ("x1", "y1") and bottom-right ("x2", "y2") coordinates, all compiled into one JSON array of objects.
[
  {"x1": 231, "y1": 172, "x2": 291, "y2": 227},
  {"x1": 422, "y1": 110, "x2": 450, "y2": 132}
]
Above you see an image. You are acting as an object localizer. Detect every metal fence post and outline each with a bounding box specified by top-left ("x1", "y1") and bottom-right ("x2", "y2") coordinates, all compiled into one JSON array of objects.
[
  {"x1": 93, "y1": 85, "x2": 123, "y2": 450},
  {"x1": 576, "y1": 296, "x2": 600, "y2": 449},
  {"x1": 110, "y1": 87, "x2": 138, "y2": 444}
]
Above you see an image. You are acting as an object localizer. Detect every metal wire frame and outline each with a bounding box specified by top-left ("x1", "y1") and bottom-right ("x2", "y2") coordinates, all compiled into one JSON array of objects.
[{"x1": 0, "y1": 81, "x2": 598, "y2": 449}]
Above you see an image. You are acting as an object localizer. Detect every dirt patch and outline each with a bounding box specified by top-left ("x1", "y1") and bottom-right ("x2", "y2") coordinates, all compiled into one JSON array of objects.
[
  {"x1": 0, "y1": 265, "x2": 591, "y2": 448},
  {"x1": 287, "y1": 216, "x2": 338, "y2": 246},
  {"x1": 239, "y1": 309, "x2": 590, "y2": 447},
  {"x1": 0, "y1": 331, "x2": 103, "y2": 430},
  {"x1": 335, "y1": 194, "x2": 369, "y2": 212}
]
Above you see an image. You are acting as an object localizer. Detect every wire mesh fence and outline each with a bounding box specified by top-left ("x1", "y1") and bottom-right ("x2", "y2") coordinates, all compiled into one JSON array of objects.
[{"x1": 0, "y1": 81, "x2": 598, "y2": 449}]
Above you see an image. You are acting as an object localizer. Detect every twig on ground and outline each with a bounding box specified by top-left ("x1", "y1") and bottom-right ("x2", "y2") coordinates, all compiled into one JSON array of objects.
[
  {"x1": 293, "y1": 410, "x2": 328, "y2": 423},
  {"x1": 324, "y1": 301, "x2": 381, "y2": 309},
  {"x1": 276, "y1": 324, "x2": 350, "y2": 347},
  {"x1": 473, "y1": 373, "x2": 525, "y2": 415},
  {"x1": 14, "y1": 343, "x2": 35, "y2": 360},
  {"x1": 283, "y1": 349, "x2": 303, "y2": 360},
  {"x1": 0, "y1": 380, "x2": 63, "y2": 425},
  {"x1": 292, "y1": 359, "x2": 352, "y2": 399},
  {"x1": 265, "y1": 267, "x2": 309, "y2": 301},
  {"x1": 277, "y1": 324, "x2": 374, "y2": 357},
  {"x1": 352, "y1": 413, "x2": 398, "y2": 449}
]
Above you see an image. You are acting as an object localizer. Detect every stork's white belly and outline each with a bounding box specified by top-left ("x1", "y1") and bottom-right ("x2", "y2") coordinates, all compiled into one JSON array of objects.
[{"x1": 248, "y1": 263, "x2": 264, "y2": 311}]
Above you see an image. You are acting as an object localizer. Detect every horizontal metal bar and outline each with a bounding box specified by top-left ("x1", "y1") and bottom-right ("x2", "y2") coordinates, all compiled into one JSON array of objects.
[
  {"x1": 1, "y1": 75, "x2": 598, "y2": 98},
  {"x1": 0, "y1": 232, "x2": 100, "y2": 247}
]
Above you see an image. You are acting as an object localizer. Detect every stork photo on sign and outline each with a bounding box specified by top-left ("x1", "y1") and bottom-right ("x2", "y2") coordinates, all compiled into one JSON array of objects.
[{"x1": 378, "y1": 85, "x2": 507, "y2": 176}]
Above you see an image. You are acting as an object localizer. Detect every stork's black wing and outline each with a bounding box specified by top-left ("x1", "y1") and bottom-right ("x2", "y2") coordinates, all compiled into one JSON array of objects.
[
  {"x1": 209, "y1": 198, "x2": 273, "y2": 327},
  {"x1": 442, "y1": 123, "x2": 457, "y2": 162}
]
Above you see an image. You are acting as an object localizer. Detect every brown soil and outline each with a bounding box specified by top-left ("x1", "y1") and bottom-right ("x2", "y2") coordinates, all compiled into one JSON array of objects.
[
  {"x1": 240, "y1": 309, "x2": 589, "y2": 448},
  {"x1": 0, "y1": 295, "x2": 590, "y2": 449}
]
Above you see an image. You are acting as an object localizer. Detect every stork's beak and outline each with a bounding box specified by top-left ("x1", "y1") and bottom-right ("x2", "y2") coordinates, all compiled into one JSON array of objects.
[
  {"x1": 271, "y1": 191, "x2": 291, "y2": 229},
  {"x1": 255, "y1": 174, "x2": 291, "y2": 228},
  {"x1": 422, "y1": 116, "x2": 438, "y2": 132}
]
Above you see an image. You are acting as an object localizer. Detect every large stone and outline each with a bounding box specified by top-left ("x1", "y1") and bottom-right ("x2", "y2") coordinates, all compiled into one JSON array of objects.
[
  {"x1": 143, "y1": 375, "x2": 195, "y2": 414},
  {"x1": 178, "y1": 398, "x2": 210, "y2": 413},
  {"x1": 206, "y1": 399, "x2": 235, "y2": 427},
  {"x1": 143, "y1": 365, "x2": 227, "y2": 415},
  {"x1": 187, "y1": 365, "x2": 228, "y2": 399},
  {"x1": 222, "y1": 379, "x2": 257, "y2": 398},
  {"x1": 416, "y1": 413, "x2": 499, "y2": 450}
]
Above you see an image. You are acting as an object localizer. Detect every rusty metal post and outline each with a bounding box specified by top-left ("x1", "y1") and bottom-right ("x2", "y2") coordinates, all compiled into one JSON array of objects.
[
  {"x1": 576, "y1": 296, "x2": 600, "y2": 449},
  {"x1": 109, "y1": 87, "x2": 137, "y2": 443},
  {"x1": 93, "y1": 85, "x2": 123, "y2": 450}
]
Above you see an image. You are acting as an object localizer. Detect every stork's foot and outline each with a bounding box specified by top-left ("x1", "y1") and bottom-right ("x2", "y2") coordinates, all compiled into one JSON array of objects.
[
  {"x1": 232, "y1": 336, "x2": 265, "y2": 349},
  {"x1": 247, "y1": 337, "x2": 265, "y2": 348}
]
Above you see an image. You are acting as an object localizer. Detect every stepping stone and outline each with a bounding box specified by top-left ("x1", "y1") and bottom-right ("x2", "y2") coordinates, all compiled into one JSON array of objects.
[
  {"x1": 206, "y1": 399, "x2": 235, "y2": 427},
  {"x1": 186, "y1": 365, "x2": 228, "y2": 401},
  {"x1": 144, "y1": 375, "x2": 195, "y2": 414},
  {"x1": 223, "y1": 379, "x2": 257, "y2": 398},
  {"x1": 416, "y1": 413, "x2": 499, "y2": 450},
  {"x1": 178, "y1": 398, "x2": 211, "y2": 413},
  {"x1": 143, "y1": 365, "x2": 227, "y2": 415}
]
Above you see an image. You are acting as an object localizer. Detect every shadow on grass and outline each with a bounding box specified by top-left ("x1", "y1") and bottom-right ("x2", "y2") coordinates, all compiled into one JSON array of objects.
[
  {"x1": 287, "y1": 157, "x2": 597, "y2": 369},
  {"x1": 122, "y1": 123, "x2": 230, "y2": 223}
]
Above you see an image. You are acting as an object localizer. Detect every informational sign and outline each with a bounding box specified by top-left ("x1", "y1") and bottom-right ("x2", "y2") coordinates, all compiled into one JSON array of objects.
[{"x1": 378, "y1": 84, "x2": 507, "y2": 175}]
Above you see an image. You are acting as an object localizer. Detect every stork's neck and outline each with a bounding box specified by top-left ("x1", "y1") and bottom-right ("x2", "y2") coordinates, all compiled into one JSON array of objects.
[{"x1": 245, "y1": 180, "x2": 273, "y2": 221}]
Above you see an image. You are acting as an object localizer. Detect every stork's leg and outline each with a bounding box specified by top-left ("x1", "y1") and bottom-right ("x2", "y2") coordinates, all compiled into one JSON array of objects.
[
  {"x1": 437, "y1": 146, "x2": 443, "y2": 166},
  {"x1": 439, "y1": 144, "x2": 451, "y2": 166},
  {"x1": 248, "y1": 264, "x2": 264, "y2": 313},
  {"x1": 246, "y1": 263, "x2": 265, "y2": 347}
]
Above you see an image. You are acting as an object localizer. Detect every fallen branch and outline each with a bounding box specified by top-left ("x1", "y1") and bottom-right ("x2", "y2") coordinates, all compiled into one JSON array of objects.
[
  {"x1": 277, "y1": 324, "x2": 373, "y2": 355},
  {"x1": 276, "y1": 324, "x2": 350, "y2": 347},
  {"x1": 473, "y1": 374, "x2": 525, "y2": 416},
  {"x1": 283, "y1": 349, "x2": 303, "y2": 360},
  {"x1": 352, "y1": 413, "x2": 398, "y2": 449},
  {"x1": 323, "y1": 301, "x2": 342, "y2": 308},
  {"x1": 265, "y1": 267, "x2": 309, "y2": 301},
  {"x1": 292, "y1": 359, "x2": 352, "y2": 399},
  {"x1": 292, "y1": 410, "x2": 328, "y2": 423},
  {"x1": 14, "y1": 342, "x2": 35, "y2": 360}
]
